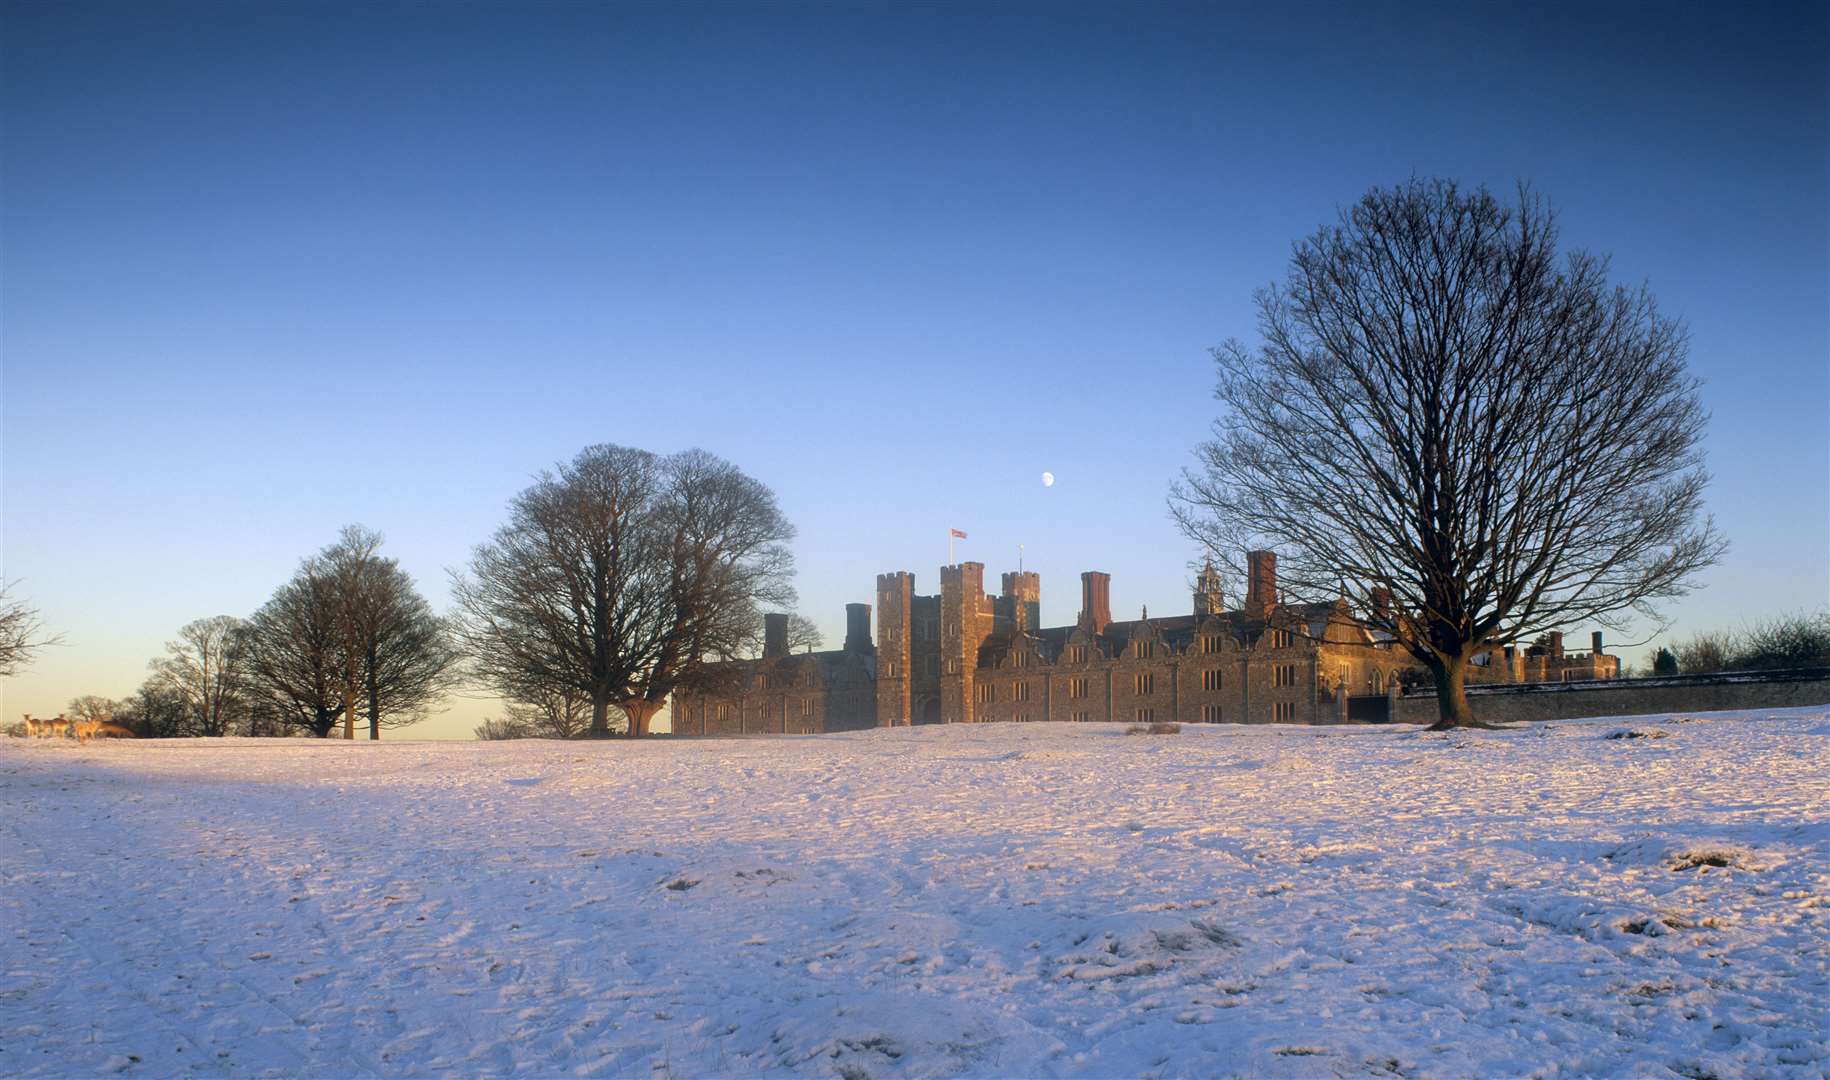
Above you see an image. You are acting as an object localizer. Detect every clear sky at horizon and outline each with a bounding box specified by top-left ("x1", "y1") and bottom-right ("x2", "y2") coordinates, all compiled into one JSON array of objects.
[{"x1": 4, "y1": 1, "x2": 1825, "y2": 738}]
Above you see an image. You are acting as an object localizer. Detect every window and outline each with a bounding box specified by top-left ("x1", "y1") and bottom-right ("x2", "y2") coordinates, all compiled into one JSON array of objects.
[
  {"x1": 1274, "y1": 702, "x2": 1297, "y2": 722},
  {"x1": 1134, "y1": 640, "x2": 1155, "y2": 659},
  {"x1": 1013, "y1": 681, "x2": 1031, "y2": 702},
  {"x1": 1017, "y1": 712, "x2": 1030, "y2": 724},
  {"x1": 1203, "y1": 704, "x2": 1223, "y2": 723},
  {"x1": 945, "y1": 657, "x2": 960, "y2": 675},
  {"x1": 1073, "y1": 710, "x2": 1091, "y2": 724},
  {"x1": 1268, "y1": 628, "x2": 1293, "y2": 649},
  {"x1": 976, "y1": 683, "x2": 995, "y2": 703},
  {"x1": 1013, "y1": 651, "x2": 1028, "y2": 668},
  {"x1": 1067, "y1": 644, "x2": 1087, "y2": 664},
  {"x1": 1068, "y1": 676, "x2": 1089, "y2": 700},
  {"x1": 1370, "y1": 670, "x2": 1384, "y2": 692},
  {"x1": 763, "y1": 673, "x2": 783, "y2": 690},
  {"x1": 1134, "y1": 672, "x2": 1154, "y2": 695},
  {"x1": 799, "y1": 698, "x2": 811, "y2": 718},
  {"x1": 1135, "y1": 708, "x2": 1154, "y2": 724},
  {"x1": 715, "y1": 704, "x2": 730, "y2": 723},
  {"x1": 884, "y1": 662, "x2": 898, "y2": 678},
  {"x1": 1272, "y1": 663, "x2": 1298, "y2": 688},
  {"x1": 1200, "y1": 635, "x2": 1222, "y2": 655},
  {"x1": 1202, "y1": 669, "x2": 1224, "y2": 692}
]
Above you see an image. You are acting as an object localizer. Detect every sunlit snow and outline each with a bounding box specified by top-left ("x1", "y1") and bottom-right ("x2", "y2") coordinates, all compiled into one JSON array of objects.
[{"x1": 3, "y1": 708, "x2": 1826, "y2": 1077}]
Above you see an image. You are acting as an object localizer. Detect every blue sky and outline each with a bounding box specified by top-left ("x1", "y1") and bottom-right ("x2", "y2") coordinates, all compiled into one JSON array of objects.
[{"x1": 4, "y1": 1, "x2": 1825, "y2": 737}]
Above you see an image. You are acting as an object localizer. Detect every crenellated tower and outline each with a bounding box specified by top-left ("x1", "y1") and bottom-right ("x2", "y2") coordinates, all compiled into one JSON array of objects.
[
  {"x1": 939, "y1": 562, "x2": 992, "y2": 723},
  {"x1": 998, "y1": 571, "x2": 1041, "y2": 634},
  {"x1": 875, "y1": 572, "x2": 913, "y2": 726}
]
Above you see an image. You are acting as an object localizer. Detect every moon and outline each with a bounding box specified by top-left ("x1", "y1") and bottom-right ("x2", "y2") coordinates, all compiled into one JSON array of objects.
[{"x1": 1041, "y1": 471, "x2": 1055, "y2": 487}]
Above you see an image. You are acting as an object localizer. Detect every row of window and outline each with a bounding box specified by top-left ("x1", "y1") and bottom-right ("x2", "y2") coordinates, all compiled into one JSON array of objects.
[{"x1": 884, "y1": 665, "x2": 1303, "y2": 695}]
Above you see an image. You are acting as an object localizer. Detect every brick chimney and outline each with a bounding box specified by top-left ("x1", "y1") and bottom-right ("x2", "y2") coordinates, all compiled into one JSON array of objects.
[
  {"x1": 1591, "y1": 631, "x2": 1604, "y2": 656},
  {"x1": 1548, "y1": 631, "x2": 1564, "y2": 659},
  {"x1": 844, "y1": 603, "x2": 872, "y2": 653},
  {"x1": 1078, "y1": 571, "x2": 1111, "y2": 636},
  {"x1": 1369, "y1": 586, "x2": 1392, "y2": 628},
  {"x1": 1243, "y1": 550, "x2": 1278, "y2": 619},
  {"x1": 763, "y1": 612, "x2": 788, "y2": 659}
]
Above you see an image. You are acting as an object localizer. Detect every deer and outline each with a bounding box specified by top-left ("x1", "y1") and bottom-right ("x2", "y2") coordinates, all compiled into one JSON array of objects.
[{"x1": 74, "y1": 717, "x2": 136, "y2": 743}]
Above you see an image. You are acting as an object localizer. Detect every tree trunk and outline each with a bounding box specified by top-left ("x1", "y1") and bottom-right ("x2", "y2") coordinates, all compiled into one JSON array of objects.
[
  {"x1": 343, "y1": 667, "x2": 358, "y2": 740},
  {"x1": 590, "y1": 690, "x2": 611, "y2": 737},
  {"x1": 1427, "y1": 654, "x2": 1479, "y2": 730},
  {"x1": 367, "y1": 649, "x2": 381, "y2": 740}
]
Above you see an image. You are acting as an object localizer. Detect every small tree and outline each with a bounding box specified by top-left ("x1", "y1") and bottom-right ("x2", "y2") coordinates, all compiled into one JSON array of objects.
[
  {"x1": 1733, "y1": 612, "x2": 1830, "y2": 671},
  {"x1": 1651, "y1": 647, "x2": 1680, "y2": 677},
  {"x1": 1675, "y1": 631, "x2": 1735, "y2": 674},
  {"x1": 454, "y1": 445, "x2": 796, "y2": 736},
  {"x1": 148, "y1": 616, "x2": 252, "y2": 736},
  {"x1": 1172, "y1": 179, "x2": 1723, "y2": 728},
  {"x1": 0, "y1": 582, "x2": 60, "y2": 677}
]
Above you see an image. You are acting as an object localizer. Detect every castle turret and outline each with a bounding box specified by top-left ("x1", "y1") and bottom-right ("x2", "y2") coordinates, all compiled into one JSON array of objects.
[
  {"x1": 875, "y1": 573, "x2": 913, "y2": 726},
  {"x1": 763, "y1": 613, "x2": 788, "y2": 659},
  {"x1": 1000, "y1": 571, "x2": 1040, "y2": 633},
  {"x1": 1193, "y1": 560, "x2": 1224, "y2": 617}
]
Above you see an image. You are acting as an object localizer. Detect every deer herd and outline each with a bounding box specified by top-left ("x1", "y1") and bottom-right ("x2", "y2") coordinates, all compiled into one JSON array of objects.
[{"x1": 19, "y1": 713, "x2": 136, "y2": 743}]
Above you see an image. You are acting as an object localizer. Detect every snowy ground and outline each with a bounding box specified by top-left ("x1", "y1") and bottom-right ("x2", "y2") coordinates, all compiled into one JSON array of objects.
[{"x1": 2, "y1": 709, "x2": 1826, "y2": 1079}]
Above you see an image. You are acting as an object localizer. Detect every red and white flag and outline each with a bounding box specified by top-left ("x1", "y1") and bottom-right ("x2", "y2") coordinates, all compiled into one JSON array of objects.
[{"x1": 949, "y1": 528, "x2": 968, "y2": 539}]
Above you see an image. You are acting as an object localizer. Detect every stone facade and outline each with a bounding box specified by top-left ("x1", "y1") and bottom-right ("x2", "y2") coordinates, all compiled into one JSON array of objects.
[
  {"x1": 675, "y1": 551, "x2": 1461, "y2": 732},
  {"x1": 672, "y1": 551, "x2": 1632, "y2": 734}
]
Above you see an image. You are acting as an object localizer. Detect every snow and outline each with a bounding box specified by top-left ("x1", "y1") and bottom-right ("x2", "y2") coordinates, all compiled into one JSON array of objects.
[{"x1": 3, "y1": 707, "x2": 1826, "y2": 1079}]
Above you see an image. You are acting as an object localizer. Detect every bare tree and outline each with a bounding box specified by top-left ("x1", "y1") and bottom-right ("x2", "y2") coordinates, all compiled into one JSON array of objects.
[
  {"x1": 787, "y1": 614, "x2": 823, "y2": 654},
  {"x1": 0, "y1": 582, "x2": 61, "y2": 677},
  {"x1": 323, "y1": 526, "x2": 461, "y2": 739},
  {"x1": 114, "y1": 680, "x2": 192, "y2": 738},
  {"x1": 453, "y1": 444, "x2": 796, "y2": 736},
  {"x1": 148, "y1": 616, "x2": 252, "y2": 737},
  {"x1": 243, "y1": 564, "x2": 347, "y2": 737},
  {"x1": 1171, "y1": 179, "x2": 1723, "y2": 728},
  {"x1": 66, "y1": 695, "x2": 121, "y2": 724}
]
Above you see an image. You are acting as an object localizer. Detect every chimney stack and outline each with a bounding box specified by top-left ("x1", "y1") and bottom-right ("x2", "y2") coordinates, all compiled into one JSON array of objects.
[
  {"x1": 763, "y1": 612, "x2": 788, "y2": 659},
  {"x1": 1078, "y1": 571, "x2": 1112, "y2": 636},
  {"x1": 1244, "y1": 550, "x2": 1278, "y2": 619},
  {"x1": 1591, "y1": 631, "x2": 1604, "y2": 656},
  {"x1": 1369, "y1": 586, "x2": 1392, "y2": 627},
  {"x1": 845, "y1": 603, "x2": 872, "y2": 653},
  {"x1": 1548, "y1": 631, "x2": 1564, "y2": 659}
]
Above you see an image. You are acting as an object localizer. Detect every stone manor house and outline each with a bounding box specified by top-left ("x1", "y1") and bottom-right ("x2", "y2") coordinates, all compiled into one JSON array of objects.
[{"x1": 670, "y1": 552, "x2": 1619, "y2": 735}]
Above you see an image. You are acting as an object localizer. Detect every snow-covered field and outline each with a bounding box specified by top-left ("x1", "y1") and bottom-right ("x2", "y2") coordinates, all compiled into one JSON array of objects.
[{"x1": 3, "y1": 709, "x2": 1826, "y2": 1079}]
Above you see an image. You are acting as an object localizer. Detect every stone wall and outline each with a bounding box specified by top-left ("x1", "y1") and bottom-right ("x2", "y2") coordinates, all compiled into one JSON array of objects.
[{"x1": 1391, "y1": 669, "x2": 1830, "y2": 726}]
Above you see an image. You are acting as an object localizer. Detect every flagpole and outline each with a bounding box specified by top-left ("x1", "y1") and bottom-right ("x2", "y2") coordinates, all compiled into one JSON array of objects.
[{"x1": 948, "y1": 530, "x2": 954, "y2": 565}]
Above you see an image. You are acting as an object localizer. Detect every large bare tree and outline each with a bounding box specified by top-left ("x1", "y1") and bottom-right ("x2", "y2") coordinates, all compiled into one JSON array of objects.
[
  {"x1": 148, "y1": 616, "x2": 252, "y2": 737},
  {"x1": 453, "y1": 444, "x2": 796, "y2": 736},
  {"x1": 1172, "y1": 179, "x2": 1723, "y2": 728},
  {"x1": 0, "y1": 583, "x2": 60, "y2": 677}
]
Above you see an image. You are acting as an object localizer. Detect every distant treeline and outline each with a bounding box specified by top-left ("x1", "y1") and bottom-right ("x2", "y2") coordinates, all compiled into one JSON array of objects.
[{"x1": 1645, "y1": 612, "x2": 1830, "y2": 677}]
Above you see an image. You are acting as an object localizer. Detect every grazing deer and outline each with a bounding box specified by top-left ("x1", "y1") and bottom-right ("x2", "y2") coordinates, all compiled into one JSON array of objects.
[
  {"x1": 74, "y1": 718, "x2": 136, "y2": 744},
  {"x1": 40, "y1": 715, "x2": 70, "y2": 739},
  {"x1": 22, "y1": 714, "x2": 39, "y2": 738}
]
